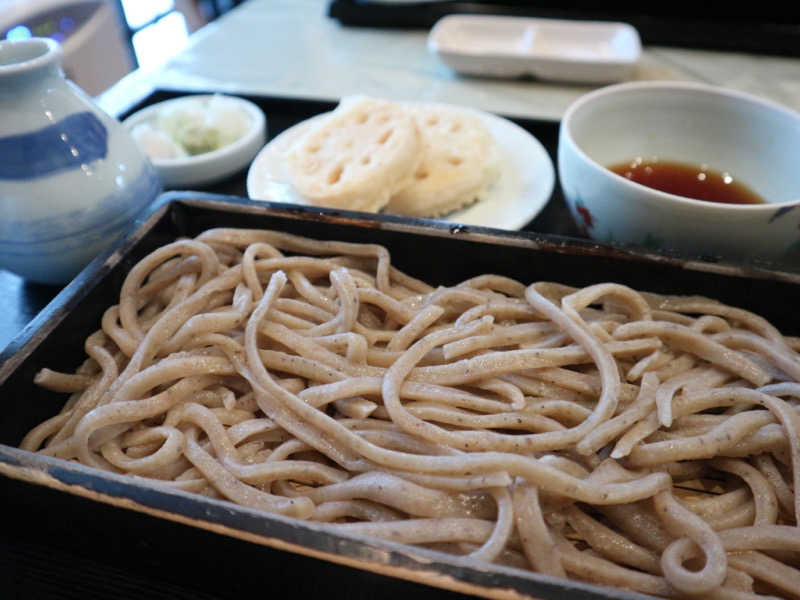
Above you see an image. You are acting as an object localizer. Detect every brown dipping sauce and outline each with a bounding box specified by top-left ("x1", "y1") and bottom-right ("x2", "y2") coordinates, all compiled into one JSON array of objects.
[{"x1": 608, "y1": 158, "x2": 765, "y2": 205}]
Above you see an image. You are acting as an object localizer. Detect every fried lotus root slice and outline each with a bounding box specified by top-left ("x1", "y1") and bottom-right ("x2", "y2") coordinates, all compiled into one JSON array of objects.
[
  {"x1": 386, "y1": 104, "x2": 500, "y2": 218},
  {"x1": 285, "y1": 96, "x2": 421, "y2": 213}
]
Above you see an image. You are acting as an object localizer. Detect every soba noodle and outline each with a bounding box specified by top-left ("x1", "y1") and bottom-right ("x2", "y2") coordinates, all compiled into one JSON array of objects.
[{"x1": 22, "y1": 228, "x2": 800, "y2": 599}]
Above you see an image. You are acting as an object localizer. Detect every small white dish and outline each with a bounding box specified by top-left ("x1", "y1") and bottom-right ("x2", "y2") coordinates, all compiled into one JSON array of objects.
[
  {"x1": 428, "y1": 15, "x2": 641, "y2": 84},
  {"x1": 123, "y1": 94, "x2": 267, "y2": 188},
  {"x1": 246, "y1": 103, "x2": 555, "y2": 231}
]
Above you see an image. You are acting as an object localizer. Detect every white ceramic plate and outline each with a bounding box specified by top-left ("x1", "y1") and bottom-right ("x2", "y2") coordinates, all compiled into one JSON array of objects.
[
  {"x1": 246, "y1": 103, "x2": 555, "y2": 231},
  {"x1": 123, "y1": 94, "x2": 267, "y2": 188},
  {"x1": 428, "y1": 15, "x2": 641, "y2": 84}
]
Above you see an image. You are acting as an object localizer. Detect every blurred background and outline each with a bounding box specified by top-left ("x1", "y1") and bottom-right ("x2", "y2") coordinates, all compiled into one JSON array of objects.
[
  {"x1": 0, "y1": 0, "x2": 243, "y2": 96},
  {"x1": 3, "y1": 1, "x2": 800, "y2": 99}
]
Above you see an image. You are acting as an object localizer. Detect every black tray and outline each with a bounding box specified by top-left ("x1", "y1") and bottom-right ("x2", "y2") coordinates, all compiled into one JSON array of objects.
[
  {"x1": 117, "y1": 90, "x2": 577, "y2": 238},
  {"x1": 328, "y1": 0, "x2": 800, "y2": 57},
  {"x1": 0, "y1": 91, "x2": 575, "y2": 353},
  {"x1": 2, "y1": 192, "x2": 800, "y2": 600}
]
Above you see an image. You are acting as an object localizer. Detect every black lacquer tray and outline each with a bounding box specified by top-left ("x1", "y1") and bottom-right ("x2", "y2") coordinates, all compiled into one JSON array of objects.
[
  {"x1": 2, "y1": 192, "x2": 800, "y2": 600},
  {"x1": 118, "y1": 90, "x2": 573, "y2": 237},
  {"x1": 0, "y1": 90, "x2": 575, "y2": 354},
  {"x1": 328, "y1": 1, "x2": 800, "y2": 58}
]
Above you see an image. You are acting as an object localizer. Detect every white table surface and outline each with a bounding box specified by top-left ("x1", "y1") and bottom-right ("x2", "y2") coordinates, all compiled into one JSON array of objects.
[{"x1": 99, "y1": 0, "x2": 800, "y2": 121}]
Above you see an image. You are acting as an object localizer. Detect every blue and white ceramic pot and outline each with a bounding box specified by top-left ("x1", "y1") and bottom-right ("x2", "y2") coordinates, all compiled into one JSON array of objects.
[{"x1": 0, "y1": 37, "x2": 161, "y2": 284}]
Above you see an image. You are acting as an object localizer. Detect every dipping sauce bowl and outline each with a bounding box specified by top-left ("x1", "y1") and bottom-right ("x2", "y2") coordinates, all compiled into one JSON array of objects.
[{"x1": 557, "y1": 81, "x2": 800, "y2": 267}]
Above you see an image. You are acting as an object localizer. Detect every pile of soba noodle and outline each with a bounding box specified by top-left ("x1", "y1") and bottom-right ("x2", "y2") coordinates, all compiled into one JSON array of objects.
[{"x1": 22, "y1": 228, "x2": 800, "y2": 599}]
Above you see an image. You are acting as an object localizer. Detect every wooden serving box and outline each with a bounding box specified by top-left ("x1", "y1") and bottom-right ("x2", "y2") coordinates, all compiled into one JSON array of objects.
[{"x1": 2, "y1": 193, "x2": 798, "y2": 599}]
